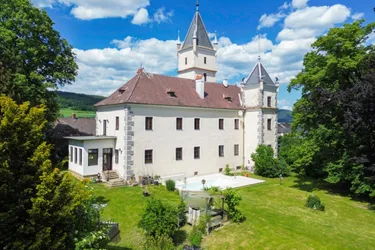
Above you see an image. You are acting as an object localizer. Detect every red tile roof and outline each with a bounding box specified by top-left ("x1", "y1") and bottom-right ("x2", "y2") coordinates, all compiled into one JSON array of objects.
[{"x1": 95, "y1": 71, "x2": 243, "y2": 110}]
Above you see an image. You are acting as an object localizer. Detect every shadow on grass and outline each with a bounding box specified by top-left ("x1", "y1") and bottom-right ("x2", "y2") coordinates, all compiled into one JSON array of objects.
[
  {"x1": 94, "y1": 195, "x2": 110, "y2": 204},
  {"x1": 291, "y1": 175, "x2": 373, "y2": 204},
  {"x1": 173, "y1": 229, "x2": 188, "y2": 246},
  {"x1": 107, "y1": 246, "x2": 133, "y2": 250}
]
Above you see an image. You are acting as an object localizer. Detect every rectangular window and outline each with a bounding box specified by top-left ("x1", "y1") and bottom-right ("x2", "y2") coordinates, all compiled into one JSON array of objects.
[
  {"x1": 219, "y1": 119, "x2": 224, "y2": 130},
  {"x1": 194, "y1": 146, "x2": 200, "y2": 159},
  {"x1": 116, "y1": 116, "x2": 119, "y2": 130},
  {"x1": 115, "y1": 149, "x2": 119, "y2": 164},
  {"x1": 88, "y1": 149, "x2": 98, "y2": 166},
  {"x1": 145, "y1": 117, "x2": 153, "y2": 130},
  {"x1": 267, "y1": 96, "x2": 271, "y2": 107},
  {"x1": 204, "y1": 57, "x2": 207, "y2": 64},
  {"x1": 79, "y1": 148, "x2": 82, "y2": 165},
  {"x1": 267, "y1": 119, "x2": 272, "y2": 130},
  {"x1": 234, "y1": 119, "x2": 239, "y2": 130},
  {"x1": 185, "y1": 57, "x2": 187, "y2": 65},
  {"x1": 194, "y1": 118, "x2": 200, "y2": 130},
  {"x1": 176, "y1": 147, "x2": 183, "y2": 161},
  {"x1": 234, "y1": 144, "x2": 239, "y2": 156},
  {"x1": 176, "y1": 118, "x2": 183, "y2": 130},
  {"x1": 219, "y1": 145, "x2": 224, "y2": 157},
  {"x1": 74, "y1": 147, "x2": 77, "y2": 164},
  {"x1": 145, "y1": 150, "x2": 153, "y2": 164},
  {"x1": 70, "y1": 147, "x2": 73, "y2": 162},
  {"x1": 103, "y1": 120, "x2": 107, "y2": 136}
]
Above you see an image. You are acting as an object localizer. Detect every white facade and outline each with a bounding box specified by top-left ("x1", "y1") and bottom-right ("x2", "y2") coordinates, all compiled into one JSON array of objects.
[
  {"x1": 68, "y1": 137, "x2": 116, "y2": 177},
  {"x1": 178, "y1": 46, "x2": 217, "y2": 83}
]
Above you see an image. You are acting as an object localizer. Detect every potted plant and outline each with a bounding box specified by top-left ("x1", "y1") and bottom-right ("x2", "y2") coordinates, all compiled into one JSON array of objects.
[{"x1": 153, "y1": 175, "x2": 160, "y2": 185}]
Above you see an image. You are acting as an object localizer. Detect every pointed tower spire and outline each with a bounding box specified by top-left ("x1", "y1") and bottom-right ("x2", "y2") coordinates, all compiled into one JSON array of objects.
[
  {"x1": 177, "y1": 30, "x2": 181, "y2": 51},
  {"x1": 177, "y1": 30, "x2": 181, "y2": 44},
  {"x1": 214, "y1": 31, "x2": 218, "y2": 45},
  {"x1": 257, "y1": 33, "x2": 261, "y2": 62}
]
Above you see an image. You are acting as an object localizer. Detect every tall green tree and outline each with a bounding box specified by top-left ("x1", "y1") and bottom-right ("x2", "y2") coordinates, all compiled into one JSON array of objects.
[
  {"x1": 0, "y1": 96, "x2": 104, "y2": 249},
  {"x1": 288, "y1": 20, "x2": 375, "y2": 198},
  {"x1": 0, "y1": 0, "x2": 77, "y2": 122}
]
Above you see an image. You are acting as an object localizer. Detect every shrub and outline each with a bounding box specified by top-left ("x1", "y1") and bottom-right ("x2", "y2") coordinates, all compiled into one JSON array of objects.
[
  {"x1": 188, "y1": 227, "x2": 202, "y2": 247},
  {"x1": 251, "y1": 145, "x2": 289, "y2": 178},
  {"x1": 177, "y1": 200, "x2": 187, "y2": 226},
  {"x1": 143, "y1": 234, "x2": 175, "y2": 250},
  {"x1": 368, "y1": 204, "x2": 375, "y2": 211},
  {"x1": 75, "y1": 229, "x2": 109, "y2": 250},
  {"x1": 223, "y1": 188, "x2": 246, "y2": 223},
  {"x1": 138, "y1": 199, "x2": 178, "y2": 237},
  {"x1": 306, "y1": 194, "x2": 325, "y2": 211},
  {"x1": 224, "y1": 164, "x2": 231, "y2": 175},
  {"x1": 165, "y1": 179, "x2": 176, "y2": 191}
]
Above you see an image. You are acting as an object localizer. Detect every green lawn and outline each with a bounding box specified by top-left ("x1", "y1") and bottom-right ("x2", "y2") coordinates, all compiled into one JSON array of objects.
[
  {"x1": 59, "y1": 108, "x2": 96, "y2": 118},
  {"x1": 91, "y1": 175, "x2": 375, "y2": 250}
]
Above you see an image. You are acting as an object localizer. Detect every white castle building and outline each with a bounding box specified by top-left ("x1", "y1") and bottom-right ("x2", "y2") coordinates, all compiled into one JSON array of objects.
[{"x1": 67, "y1": 2, "x2": 279, "y2": 182}]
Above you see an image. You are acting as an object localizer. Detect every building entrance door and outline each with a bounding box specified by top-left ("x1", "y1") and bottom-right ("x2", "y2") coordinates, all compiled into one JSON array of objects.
[{"x1": 103, "y1": 148, "x2": 113, "y2": 171}]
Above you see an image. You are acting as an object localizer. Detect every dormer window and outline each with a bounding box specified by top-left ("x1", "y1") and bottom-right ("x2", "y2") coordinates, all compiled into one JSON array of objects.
[
  {"x1": 167, "y1": 91, "x2": 177, "y2": 97},
  {"x1": 224, "y1": 96, "x2": 232, "y2": 102},
  {"x1": 118, "y1": 89, "x2": 125, "y2": 95}
]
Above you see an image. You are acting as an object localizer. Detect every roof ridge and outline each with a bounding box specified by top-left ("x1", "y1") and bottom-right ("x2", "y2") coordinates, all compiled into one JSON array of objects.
[{"x1": 126, "y1": 71, "x2": 143, "y2": 102}]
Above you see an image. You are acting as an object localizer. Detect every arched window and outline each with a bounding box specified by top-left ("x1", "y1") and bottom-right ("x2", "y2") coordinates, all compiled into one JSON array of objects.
[{"x1": 203, "y1": 73, "x2": 207, "y2": 81}]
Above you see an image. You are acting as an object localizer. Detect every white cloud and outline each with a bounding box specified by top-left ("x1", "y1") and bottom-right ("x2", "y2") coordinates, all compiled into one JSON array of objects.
[
  {"x1": 291, "y1": 0, "x2": 309, "y2": 9},
  {"x1": 32, "y1": 0, "x2": 173, "y2": 25},
  {"x1": 279, "y1": 99, "x2": 293, "y2": 110},
  {"x1": 352, "y1": 12, "x2": 364, "y2": 20},
  {"x1": 64, "y1": 0, "x2": 150, "y2": 20},
  {"x1": 277, "y1": 28, "x2": 319, "y2": 41},
  {"x1": 257, "y1": 12, "x2": 285, "y2": 30},
  {"x1": 32, "y1": 0, "x2": 54, "y2": 7},
  {"x1": 153, "y1": 7, "x2": 173, "y2": 24},
  {"x1": 367, "y1": 32, "x2": 375, "y2": 45},
  {"x1": 279, "y1": 2, "x2": 289, "y2": 10},
  {"x1": 63, "y1": 37, "x2": 177, "y2": 95},
  {"x1": 131, "y1": 8, "x2": 150, "y2": 25},
  {"x1": 284, "y1": 5, "x2": 351, "y2": 30}
]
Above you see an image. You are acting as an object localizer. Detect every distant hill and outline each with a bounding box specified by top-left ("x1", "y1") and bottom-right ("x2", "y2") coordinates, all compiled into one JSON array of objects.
[
  {"x1": 278, "y1": 109, "x2": 293, "y2": 123},
  {"x1": 56, "y1": 91, "x2": 105, "y2": 111}
]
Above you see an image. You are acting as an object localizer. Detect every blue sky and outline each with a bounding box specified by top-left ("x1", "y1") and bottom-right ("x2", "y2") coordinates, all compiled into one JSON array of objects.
[{"x1": 33, "y1": 0, "x2": 375, "y2": 110}]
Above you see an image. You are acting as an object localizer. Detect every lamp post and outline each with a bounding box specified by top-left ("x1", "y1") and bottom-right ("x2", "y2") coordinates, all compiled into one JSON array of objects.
[{"x1": 202, "y1": 179, "x2": 206, "y2": 189}]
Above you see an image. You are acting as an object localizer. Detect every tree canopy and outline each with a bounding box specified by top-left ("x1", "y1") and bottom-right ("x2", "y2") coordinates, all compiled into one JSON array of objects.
[
  {"x1": 0, "y1": 96, "x2": 104, "y2": 249},
  {"x1": 285, "y1": 20, "x2": 375, "y2": 198},
  {"x1": 0, "y1": 0, "x2": 77, "y2": 122}
]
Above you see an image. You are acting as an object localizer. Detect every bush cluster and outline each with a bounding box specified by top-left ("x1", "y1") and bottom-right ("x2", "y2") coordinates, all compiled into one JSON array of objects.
[
  {"x1": 306, "y1": 194, "x2": 325, "y2": 211},
  {"x1": 138, "y1": 199, "x2": 178, "y2": 237},
  {"x1": 143, "y1": 234, "x2": 175, "y2": 250},
  {"x1": 223, "y1": 188, "x2": 246, "y2": 223},
  {"x1": 165, "y1": 179, "x2": 176, "y2": 191},
  {"x1": 251, "y1": 144, "x2": 289, "y2": 178},
  {"x1": 74, "y1": 229, "x2": 109, "y2": 250}
]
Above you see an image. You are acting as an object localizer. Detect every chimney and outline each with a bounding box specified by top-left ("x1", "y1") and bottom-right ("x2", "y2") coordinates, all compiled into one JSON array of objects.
[
  {"x1": 195, "y1": 74, "x2": 205, "y2": 99},
  {"x1": 223, "y1": 79, "x2": 228, "y2": 88},
  {"x1": 71, "y1": 113, "x2": 76, "y2": 119}
]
